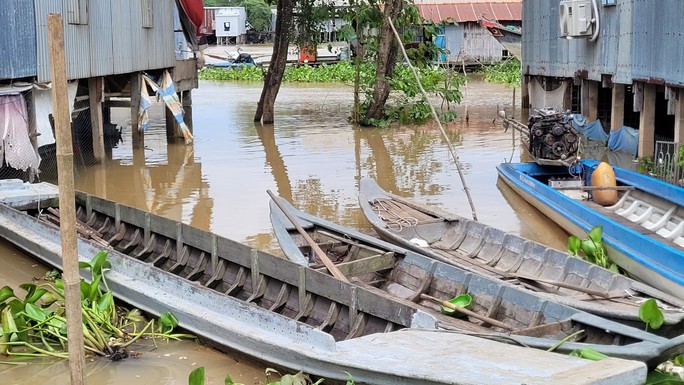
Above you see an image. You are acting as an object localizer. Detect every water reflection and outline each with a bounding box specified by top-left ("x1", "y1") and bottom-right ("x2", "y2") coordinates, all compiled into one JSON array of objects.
[{"x1": 2, "y1": 79, "x2": 576, "y2": 384}]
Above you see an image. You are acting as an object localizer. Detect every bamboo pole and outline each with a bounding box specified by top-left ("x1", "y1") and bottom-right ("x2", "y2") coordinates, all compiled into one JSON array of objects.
[
  {"x1": 387, "y1": 17, "x2": 478, "y2": 221},
  {"x1": 267, "y1": 190, "x2": 349, "y2": 283},
  {"x1": 47, "y1": 13, "x2": 87, "y2": 385}
]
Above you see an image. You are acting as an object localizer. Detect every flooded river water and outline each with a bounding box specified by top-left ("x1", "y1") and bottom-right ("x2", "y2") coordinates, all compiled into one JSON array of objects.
[{"x1": 0, "y1": 78, "x2": 571, "y2": 384}]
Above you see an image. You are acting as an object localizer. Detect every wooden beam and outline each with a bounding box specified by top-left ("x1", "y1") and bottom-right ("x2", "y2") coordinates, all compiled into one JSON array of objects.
[{"x1": 88, "y1": 77, "x2": 105, "y2": 163}]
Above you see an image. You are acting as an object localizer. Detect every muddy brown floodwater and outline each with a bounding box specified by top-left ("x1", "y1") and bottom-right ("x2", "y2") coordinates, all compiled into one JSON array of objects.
[{"x1": 0, "y1": 77, "x2": 571, "y2": 384}]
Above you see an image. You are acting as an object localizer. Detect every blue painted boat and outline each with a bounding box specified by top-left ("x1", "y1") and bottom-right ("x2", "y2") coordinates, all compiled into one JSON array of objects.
[{"x1": 496, "y1": 159, "x2": 684, "y2": 299}]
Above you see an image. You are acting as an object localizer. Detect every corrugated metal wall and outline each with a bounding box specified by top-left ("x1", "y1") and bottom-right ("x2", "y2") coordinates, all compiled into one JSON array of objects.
[
  {"x1": 444, "y1": 23, "x2": 506, "y2": 64},
  {"x1": 0, "y1": 1, "x2": 37, "y2": 80},
  {"x1": 34, "y1": 0, "x2": 176, "y2": 82},
  {"x1": 524, "y1": 0, "x2": 684, "y2": 86}
]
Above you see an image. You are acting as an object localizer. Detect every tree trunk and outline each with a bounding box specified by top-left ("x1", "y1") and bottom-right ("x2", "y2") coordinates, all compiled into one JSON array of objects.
[
  {"x1": 363, "y1": 0, "x2": 403, "y2": 122},
  {"x1": 254, "y1": 0, "x2": 294, "y2": 124}
]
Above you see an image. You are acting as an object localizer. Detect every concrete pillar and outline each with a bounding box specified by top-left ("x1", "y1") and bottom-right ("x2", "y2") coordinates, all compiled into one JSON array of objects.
[
  {"x1": 675, "y1": 89, "x2": 684, "y2": 143},
  {"x1": 130, "y1": 72, "x2": 144, "y2": 149},
  {"x1": 610, "y1": 84, "x2": 625, "y2": 131},
  {"x1": 88, "y1": 77, "x2": 105, "y2": 162},
  {"x1": 638, "y1": 83, "x2": 656, "y2": 158},
  {"x1": 581, "y1": 79, "x2": 599, "y2": 121}
]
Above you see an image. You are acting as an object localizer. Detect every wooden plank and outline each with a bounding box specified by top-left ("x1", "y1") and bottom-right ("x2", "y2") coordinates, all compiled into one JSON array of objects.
[{"x1": 332, "y1": 252, "x2": 396, "y2": 277}]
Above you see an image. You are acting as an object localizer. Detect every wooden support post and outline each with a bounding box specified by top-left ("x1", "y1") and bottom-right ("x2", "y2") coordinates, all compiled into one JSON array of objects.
[
  {"x1": 47, "y1": 13, "x2": 87, "y2": 385},
  {"x1": 165, "y1": 101, "x2": 176, "y2": 138},
  {"x1": 182, "y1": 90, "x2": 193, "y2": 135},
  {"x1": 520, "y1": 75, "x2": 529, "y2": 123},
  {"x1": 638, "y1": 83, "x2": 656, "y2": 158},
  {"x1": 581, "y1": 79, "x2": 599, "y2": 121},
  {"x1": 130, "y1": 72, "x2": 144, "y2": 149},
  {"x1": 88, "y1": 77, "x2": 105, "y2": 162},
  {"x1": 611, "y1": 84, "x2": 625, "y2": 131}
]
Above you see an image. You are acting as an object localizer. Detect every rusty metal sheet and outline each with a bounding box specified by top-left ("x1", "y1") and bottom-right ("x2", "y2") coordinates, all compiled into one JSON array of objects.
[{"x1": 415, "y1": 2, "x2": 521, "y2": 23}]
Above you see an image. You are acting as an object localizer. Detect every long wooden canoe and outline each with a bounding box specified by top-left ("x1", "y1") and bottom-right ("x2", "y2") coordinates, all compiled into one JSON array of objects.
[
  {"x1": 269, "y1": 195, "x2": 684, "y2": 368},
  {"x1": 497, "y1": 160, "x2": 684, "y2": 300},
  {"x1": 356, "y1": 177, "x2": 684, "y2": 326},
  {"x1": 0, "y1": 183, "x2": 648, "y2": 385}
]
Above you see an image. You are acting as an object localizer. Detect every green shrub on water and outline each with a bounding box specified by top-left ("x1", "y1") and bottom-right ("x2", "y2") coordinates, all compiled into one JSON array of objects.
[{"x1": 480, "y1": 58, "x2": 521, "y2": 86}]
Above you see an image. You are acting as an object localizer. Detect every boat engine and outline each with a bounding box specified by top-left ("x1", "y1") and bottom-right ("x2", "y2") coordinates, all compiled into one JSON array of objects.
[{"x1": 527, "y1": 109, "x2": 580, "y2": 161}]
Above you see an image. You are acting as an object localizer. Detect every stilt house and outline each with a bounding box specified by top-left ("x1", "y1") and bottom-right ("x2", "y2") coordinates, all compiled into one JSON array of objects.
[{"x1": 0, "y1": 0, "x2": 201, "y2": 180}]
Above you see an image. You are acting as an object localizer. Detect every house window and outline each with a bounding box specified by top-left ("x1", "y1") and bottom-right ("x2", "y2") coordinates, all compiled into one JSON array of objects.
[
  {"x1": 142, "y1": 0, "x2": 154, "y2": 28},
  {"x1": 68, "y1": 0, "x2": 88, "y2": 25}
]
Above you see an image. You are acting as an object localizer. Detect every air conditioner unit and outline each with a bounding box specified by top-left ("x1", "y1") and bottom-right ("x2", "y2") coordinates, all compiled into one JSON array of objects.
[{"x1": 559, "y1": 0, "x2": 595, "y2": 39}]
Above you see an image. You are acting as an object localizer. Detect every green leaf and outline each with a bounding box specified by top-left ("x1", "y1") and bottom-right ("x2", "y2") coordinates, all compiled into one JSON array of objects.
[
  {"x1": 588, "y1": 225, "x2": 604, "y2": 244},
  {"x1": 90, "y1": 251, "x2": 111, "y2": 277},
  {"x1": 645, "y1": 371, "x2": 684, "y2": 384},
  {"x1": 22, "y1": 303, "x2": 47, "y2": 322},
  {"x1": 0, "y1": 286, "x2": 15, "y2": 303},
  {"x1": 639, "y1": 299, "x2": 664, "y2": 330},
  {"x1": 189, "y1": 367, "x2": 205, "y2": 385},
  {"x1": 159, "y1": 311, "x2": 179, "y2": 333},
  {"x1": 25, "y1": 288, "x2": 48, "y2": 305},
  {"x1": 568, "y1": 236, "x2": 581, "y2": 256},
  {"x1": 568, "y1": 348, "x2": 608, "y2": 361}
]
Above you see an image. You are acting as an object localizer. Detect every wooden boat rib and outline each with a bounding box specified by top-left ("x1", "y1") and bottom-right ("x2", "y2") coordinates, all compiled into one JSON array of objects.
[
  {"x1": 497, "y1": 159, "x2": 684, "y2": 299},
  {"x1": 356, "y1": 177, "x2": 684, "y2": 326},
  {"x1": 269, "y1": 196, "x2": 684, "y2": 368},
  {"x1": 0, "y1": 185, "x2": 648, "y2": 384}
]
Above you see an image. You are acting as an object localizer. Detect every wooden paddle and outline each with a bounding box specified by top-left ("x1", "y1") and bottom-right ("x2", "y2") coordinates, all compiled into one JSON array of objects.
[
  {"x1": 420, "y1": 294, "x2": 514, "y2": 330},
  {"x1": 267, "y1": 190, "x2": 349, "y2": 283}
]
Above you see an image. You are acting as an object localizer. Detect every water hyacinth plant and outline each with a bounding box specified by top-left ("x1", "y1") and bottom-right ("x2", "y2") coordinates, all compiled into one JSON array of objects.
[{"x1": 0, "y1": 251, "x2": 192, "y2": 362}]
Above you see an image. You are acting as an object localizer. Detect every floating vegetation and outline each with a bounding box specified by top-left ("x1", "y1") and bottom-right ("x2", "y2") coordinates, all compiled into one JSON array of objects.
[
  {"x1": 0, "y1": 251, "x2": 193, "y2": 362},
  {"x1": 568, "y1": 225, "x2": 619, "y2": 272}
]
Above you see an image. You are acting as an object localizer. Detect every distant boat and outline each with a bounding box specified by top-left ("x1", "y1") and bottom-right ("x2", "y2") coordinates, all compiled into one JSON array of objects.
[
  {"x1": 269, "y1": 194, "x2": 684, "y2": 368},
  {"x1": 497, "y1": 159, "x2": 684, "y2": 299},
  {"x1": 354, "y1": 177, "x2": 684, "y2": 325},
  {"x1": 479, "y1": 15, "x2": 522, "y2": 59}
]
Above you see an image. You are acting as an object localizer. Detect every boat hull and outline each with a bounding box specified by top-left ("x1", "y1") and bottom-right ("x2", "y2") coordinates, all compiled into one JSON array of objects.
[{"x1": 496, "y1": 161, "x2": 684, "y2": 299}]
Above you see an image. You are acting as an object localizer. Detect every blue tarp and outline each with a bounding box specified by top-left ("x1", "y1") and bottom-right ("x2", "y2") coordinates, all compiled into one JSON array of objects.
[
  {"x1": 608, "y1": 126, "x2": 639, "y2": 157},
  {"x1": 567, "y1": 114, "x2": 609, "y2": 142}
]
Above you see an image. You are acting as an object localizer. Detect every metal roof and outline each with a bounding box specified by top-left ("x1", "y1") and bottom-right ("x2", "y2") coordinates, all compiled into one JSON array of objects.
[{"x1": 415, "y1": 1, "x2": 522, "y2": 24}]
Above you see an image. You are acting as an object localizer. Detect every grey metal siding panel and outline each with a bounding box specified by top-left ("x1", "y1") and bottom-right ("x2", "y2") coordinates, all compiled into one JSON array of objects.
[
  {"x1": 35, "y1": 0, "x2": 63, "y2": 82},
  {"x1": 632, "y1": 0, "x2": 684, "y2": 86},
  {"x1": 148, "y1": 0, "x2": 175, "y2": 70},
  {"x1": 112, "y1": 1, "x2": 135, "y2": 74},
  {"x1": 525, "y1": 0, "x2": 684, "y2": 86},
  {"x1": 461, "y1": 23, "x2": 504, "y2": 63},
  {"x1": 0, "y1": 1, "x2": 37, "y2": 80},
  {"x1": 35, "y1": 0, "x2": 177, "y2": 82},
  {"x1": 90, "y1": 0, "x2": 114, "y2": 76}
]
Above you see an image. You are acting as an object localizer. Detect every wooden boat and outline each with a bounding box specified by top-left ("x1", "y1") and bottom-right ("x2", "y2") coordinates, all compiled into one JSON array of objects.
[
  {"x1": 355, "y1": 177, "x2": 684, "y2": 326},
  {"x1": 479, "y1": 15, "x2": 522, "y2": 59},
  {"x1": 497, "y1": 159, "x2": 684, "y2": 300},
  {"x1": 269, "y1": 195, "x2": 684, "y2": 368},
  {"x1": 0, "y1": 183, "x2": 648, "y2": 385}
]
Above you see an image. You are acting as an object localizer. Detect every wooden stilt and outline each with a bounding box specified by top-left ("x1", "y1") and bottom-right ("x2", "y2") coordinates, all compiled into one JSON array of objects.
[
  {"x1": 130, "y1": 72, "x2": 144, "y2": 149},
  {"x1": 611, "y1": 84, "x2": 625, "y2": 131},
  {"x1": 638, "y1": 83, "x2": 656, "y2": 158},
  {"x1": 89, "y1": 77, "x2": 105, "y2": 162}
]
